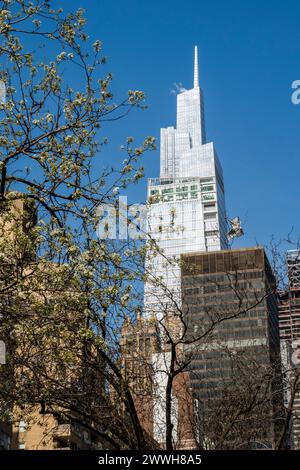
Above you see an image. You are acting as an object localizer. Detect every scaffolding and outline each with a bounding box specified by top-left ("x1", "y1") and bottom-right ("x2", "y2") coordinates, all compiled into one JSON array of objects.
[{"x1": 287, "y1": 250, "x2": 300, "y2": 289}]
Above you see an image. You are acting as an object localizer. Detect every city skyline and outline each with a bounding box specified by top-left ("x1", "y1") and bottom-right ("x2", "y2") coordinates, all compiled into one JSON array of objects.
[{"x1": 1, "y1": 0, "x2": 300, "y2": 458}]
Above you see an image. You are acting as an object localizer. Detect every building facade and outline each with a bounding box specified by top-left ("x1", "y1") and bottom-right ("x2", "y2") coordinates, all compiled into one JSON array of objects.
[
  {"x1": 142, "y1": 47, "x2": 229, "y2": 446},
  {"x1": 279, "y1": 250, "x2": 300, "y2": 449},
  {"x1": 144, "y1": 47, "x2": 228, "y2": 320},
  {"x1": 12, "y1": 413, "x2": 104, "y2": 450},
  {"x1": 121, "y1": 316, "x2": 197, "y2": 449},
  {"x1": 0, "y1": 198, "x2": 107, "y2": 451},
  {"x1": 181, "y1": 247, "x2": 283, "y2": 449}
]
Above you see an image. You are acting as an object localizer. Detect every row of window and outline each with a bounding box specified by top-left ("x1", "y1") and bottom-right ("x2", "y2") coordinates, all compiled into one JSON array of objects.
[
  {"x1": 149, "y1": 181, "x2": 216, "y2": 204},
  {"x1": 149, "y1": 193, "x2": 216, "y2": 203},
  {"x1": 151, "y1": 185, "x2": 215, "y2": 196}
]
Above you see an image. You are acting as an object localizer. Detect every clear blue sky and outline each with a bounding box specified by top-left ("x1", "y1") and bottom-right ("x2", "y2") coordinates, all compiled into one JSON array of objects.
[{"x1": 63, "y1": 0, "x2": 300, "y2": 252}]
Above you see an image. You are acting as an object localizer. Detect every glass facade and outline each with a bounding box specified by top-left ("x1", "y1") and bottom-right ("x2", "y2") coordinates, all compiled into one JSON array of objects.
[
  {"x1": 181, "y1": 247, "x2": 282, "y2": 449},
  {"x1": 144, "y1": 47, "x2": 228, "y2": 320}
]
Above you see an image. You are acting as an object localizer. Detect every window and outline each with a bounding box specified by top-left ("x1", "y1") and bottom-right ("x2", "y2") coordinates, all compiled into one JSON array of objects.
[
  {"x1": 203, "y1": 202, "x2": 215, "y2": 209},
  {"x1": 200, "y1": 177, "x2": 213, "y2": 183},
  {"x1": 201, "y1": 185, "x2": 214, "y2": 192},
  {"x1": 202, "y1": 194, "x2": 215, "y2": 201},
  {"x1": 176, "y1": 185, "x2": 188, "y2": 193},
  {"x1": 204, "y1": 212, "x2": 216, "y2": 220},
  {"x1": 176, "y1": 193, "x2": 188, "y2": 200}
]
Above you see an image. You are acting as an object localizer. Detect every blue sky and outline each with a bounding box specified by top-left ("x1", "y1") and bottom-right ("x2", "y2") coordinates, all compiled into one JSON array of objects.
[{"x1": 62, "y1": 0, "x2": 300, "y2": 252}]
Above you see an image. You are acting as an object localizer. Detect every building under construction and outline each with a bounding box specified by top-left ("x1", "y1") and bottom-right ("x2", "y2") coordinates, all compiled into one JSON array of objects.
[{"x1": 279, "y1": 250, "x2": 300, "y2": 449}]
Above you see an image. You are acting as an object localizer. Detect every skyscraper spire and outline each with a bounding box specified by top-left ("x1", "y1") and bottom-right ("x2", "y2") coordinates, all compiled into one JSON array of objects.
[{"x1": 194, "y1": 45, "x2": 199, "y2": 88}]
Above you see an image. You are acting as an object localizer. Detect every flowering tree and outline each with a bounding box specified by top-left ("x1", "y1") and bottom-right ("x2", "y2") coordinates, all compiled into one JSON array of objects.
[
  {"x1": 0, "y1": 0, "x2": 156, "y2": 450},
  {"x1": 0, "y1": 1, "x2": 295, "y2": 453}
]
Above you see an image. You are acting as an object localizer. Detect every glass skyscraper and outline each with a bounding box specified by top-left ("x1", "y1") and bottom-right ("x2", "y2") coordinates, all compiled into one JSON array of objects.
[{"x1": 144, "y1": 47, "x2": 228, "y2": 320}]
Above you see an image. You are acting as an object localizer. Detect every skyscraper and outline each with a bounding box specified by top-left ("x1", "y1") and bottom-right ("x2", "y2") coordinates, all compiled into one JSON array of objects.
[
  {"x1": 144, "y1": 47, "x2": 228, "y2": 319},
  {"x1": 141, "y1": 48, "x2": 229, "y2": 444},
  {"x1": 181, "y1": 247, "x2": 283, "y2": 449}
]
